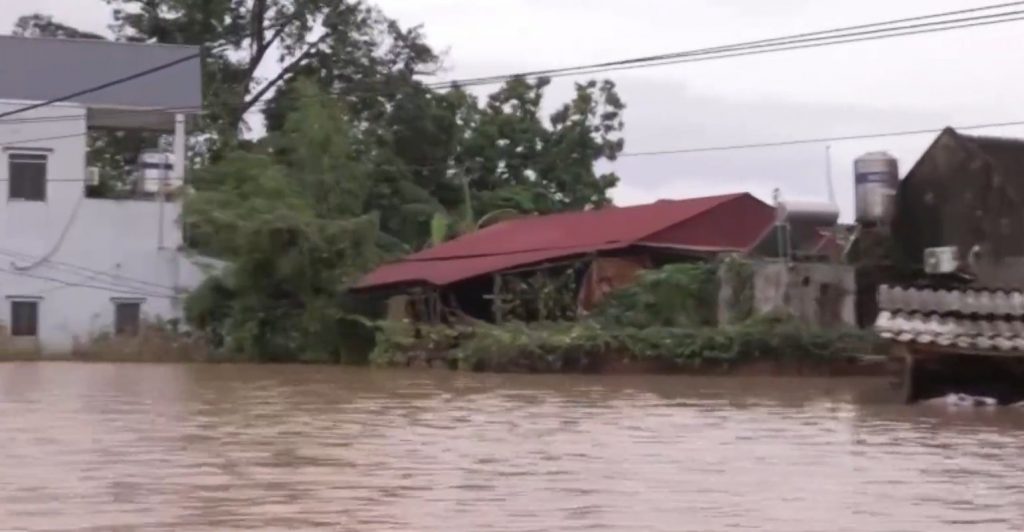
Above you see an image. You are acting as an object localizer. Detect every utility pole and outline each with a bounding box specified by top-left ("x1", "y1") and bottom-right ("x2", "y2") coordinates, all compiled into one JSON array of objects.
[
  {"x1": 157, "y1": 151, "x2": 168, "y2": 250},
  {"x1": 825, "y1": 144, "x2": 837, "y2": 205}
]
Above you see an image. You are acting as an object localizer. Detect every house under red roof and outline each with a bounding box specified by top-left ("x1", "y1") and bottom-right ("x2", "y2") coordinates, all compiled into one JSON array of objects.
[{"x1": 355, "y1": 192, "x2": 778, "y2": 292}]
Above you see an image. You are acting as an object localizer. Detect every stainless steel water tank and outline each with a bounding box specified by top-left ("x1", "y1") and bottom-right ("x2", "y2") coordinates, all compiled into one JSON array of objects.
[{"x1": 854, "y1": 151, "x2": 899, "y2": 223}]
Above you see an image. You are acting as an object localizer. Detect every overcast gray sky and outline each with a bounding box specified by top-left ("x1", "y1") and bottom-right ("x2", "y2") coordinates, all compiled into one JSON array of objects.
[{"x1": 4, "y1": 0, "x2": 1024, "y2": 219}]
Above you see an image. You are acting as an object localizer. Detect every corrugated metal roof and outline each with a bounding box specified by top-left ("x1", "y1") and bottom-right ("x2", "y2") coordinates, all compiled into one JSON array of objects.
[
  {"x1": 876, "y1": 311, "x2": 1024, "y2": 352},
  {"x1": 874, "y1": 283, "x2": 1024, "y2": 352},
  {"x1": 360, "y1": 244, "x2": 621, "y2": 289},
  {"x1": 877, "y1": 285, "x2": 1024, "y2": 316},
  {"x1": 357, "y1": 193, "x2": 775, "y2": 290}
]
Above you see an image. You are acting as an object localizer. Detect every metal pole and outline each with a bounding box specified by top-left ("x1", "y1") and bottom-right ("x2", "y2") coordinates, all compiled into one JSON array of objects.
[
  {"x1": 173, "y1": 113, "x2": 186, "y2": 184},
  {"x1": 174, "y1": 113, "x2": 189, "y2": 250},
  {"x1": 158, "y1": 152, "x2": 167, "y2": 249},
  {"x1": 825, "y1": 144, "x2": 836, "y2": 205}
]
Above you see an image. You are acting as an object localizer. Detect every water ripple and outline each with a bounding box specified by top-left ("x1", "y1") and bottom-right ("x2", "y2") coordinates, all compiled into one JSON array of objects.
[{"x1": 0, "y1": 363, "x2": 1022, "y2": 531}]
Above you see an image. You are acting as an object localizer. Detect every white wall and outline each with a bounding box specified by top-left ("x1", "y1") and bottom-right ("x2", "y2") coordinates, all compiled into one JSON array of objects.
[{"x1": 0, "y1": 101, "x2": 209, "y2": 354}]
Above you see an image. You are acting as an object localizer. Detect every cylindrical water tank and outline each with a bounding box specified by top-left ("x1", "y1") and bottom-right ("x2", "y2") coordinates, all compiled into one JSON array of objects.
[
  {"x1": 136, "y1": 149, "x2": 179, "y2": 194},
  {"x1": 854, "y1": 151, "x2": 899, "y2": 223}
]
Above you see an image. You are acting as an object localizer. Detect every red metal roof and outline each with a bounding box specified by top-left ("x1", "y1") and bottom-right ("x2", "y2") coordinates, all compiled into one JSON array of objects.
[{"x1": 356, "y1": 192, "x2": 775, "y2": 290}]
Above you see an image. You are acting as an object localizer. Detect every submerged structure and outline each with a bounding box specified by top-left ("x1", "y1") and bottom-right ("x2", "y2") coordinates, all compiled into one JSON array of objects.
[
  {"x1": 356, "y1": 192, "x2": 844, "y2": 325},
  {"x1": 872, "y1": 127, "x2": 1024, "y2": 404}
]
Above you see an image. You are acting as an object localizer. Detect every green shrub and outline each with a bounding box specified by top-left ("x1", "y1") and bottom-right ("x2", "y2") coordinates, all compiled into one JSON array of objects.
[
  {"x1": 591, "y1": 263, "x2": 718, "y2": 328},
  {"x1": 370, "y1": 313, "x2": 877, "y2": 373}
]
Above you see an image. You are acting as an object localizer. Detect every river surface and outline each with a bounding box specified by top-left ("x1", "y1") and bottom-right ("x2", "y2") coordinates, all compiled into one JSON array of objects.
[{"x1": 0, "y1": 363, "x2": 1023, "y2": 531}]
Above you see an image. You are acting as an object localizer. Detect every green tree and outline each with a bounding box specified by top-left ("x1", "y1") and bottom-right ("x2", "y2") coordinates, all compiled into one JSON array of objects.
[
  {"x1": 13, "y1": 13, "x2": 105, "y2": 39},
  {"x1": 453, "y1": 77, "x2": 625, "y2": 218},
  {"x1": 105, "y1": 0, "x2": 441, "y2": 144},
  {"x1": 14, "y1": 3, "x2": 633, "y2": 362},
  {"x1": 185, "y1": 80, "x2": 383, "y2": 361}
]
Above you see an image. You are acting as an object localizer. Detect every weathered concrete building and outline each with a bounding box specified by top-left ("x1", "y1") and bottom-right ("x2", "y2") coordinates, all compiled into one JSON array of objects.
[{"x1": 0, "y1": 35, "x2": 209, "y2": 354}]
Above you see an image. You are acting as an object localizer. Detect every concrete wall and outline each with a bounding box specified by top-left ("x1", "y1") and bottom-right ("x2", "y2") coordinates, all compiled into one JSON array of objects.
[
  {"x1": 751, "y1": 262, "x2": 857, "y2": 328},
  {"x1": 0, "y1": 102, "x2": 209, "y2": 354},
  {"x1": 719, "y1": 259, "x2": 856, "y2": 328}
]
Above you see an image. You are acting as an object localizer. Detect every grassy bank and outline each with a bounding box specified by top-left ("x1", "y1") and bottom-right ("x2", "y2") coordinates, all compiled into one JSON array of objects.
[
  {"x1": 370, "y1": 314, "x2": 881, "y2": 375},
  {"x1": 370, "y1": 263, "x2": 882, "y2": 375}
]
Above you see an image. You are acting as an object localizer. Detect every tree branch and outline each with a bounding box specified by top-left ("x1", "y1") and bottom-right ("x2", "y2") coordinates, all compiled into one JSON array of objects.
[
  {"x1": 246, "y1": 16, "x2": 291, "y2": 79},
  {"x1": 252, "y1": 0, "x2": 267, "y2": 55},
  {"x1": 240, "y1": 33, "x2": 330, "y2": 115}
]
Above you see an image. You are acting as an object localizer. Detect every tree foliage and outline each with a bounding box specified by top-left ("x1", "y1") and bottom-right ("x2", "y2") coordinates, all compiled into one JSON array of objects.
[
  {"x1": 184, "y1": 79, "x2": 385, "y2": 361},
  {"x1": 13, "y1": 13, "x2": 105, "y2": 39},
  {"x1": 593, "y1": 264, "x2": 719, "y2": 329},
  {"x1": 13, "y1": 2, "x2": 629, "y2": 362}
]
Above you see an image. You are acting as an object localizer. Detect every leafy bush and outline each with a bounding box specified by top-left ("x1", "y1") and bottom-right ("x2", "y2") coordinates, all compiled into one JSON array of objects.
[
  {"x1": 591, "y1": 263, "x2": 718, "y2": 328},
  {"x1": 719, "y1": 255, "x2": 755, "y2": 323}
]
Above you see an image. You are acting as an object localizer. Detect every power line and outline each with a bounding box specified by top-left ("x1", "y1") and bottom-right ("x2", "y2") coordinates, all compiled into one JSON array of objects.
[
  {"x1": 429, "y1": 1, "x2": 1024, "y2": 87},
  {"x1": 0, "y1": 248, "x2": 180, "y2": 293},
  {"x1": 236, "y1": 2, "x2": 1024, "y2": 112},
  {"x1": 0, "y1": 114, "x2": 84, "y2": 124},
  {"x1": 0, "y1": 265, "x2": 176, "y2": 300},
  {"x1": 6, "y1": 6, "x2": 1023, "y2": 131},
  {"x1": 0, "y1": 53, "x2": 201, "y2": 120},
  {"x1": 1, "y1": 131, "x2": 95, "y2": 146},
  {"x1": 430, "y1": 8, "x2": 1024, "y2": 88},
  {"x1": 3, "y1": 3, "x2": 1020, "y2": 127},
  {"x1": 9, "y1": 11, "x2": 1024, "y2": 143},
  {"x1": 619, "y1": 120, "x2": 1024, "y2": 158},
  {"x1": 9, "y1": 111, "x2": 1024, "y2": 162},
  {"x1": 0, "y1": 105, "x2": 203, "y2": 125},
  {"x1": 3, "y1": 6, "x2": 1024, "y2": 167}
]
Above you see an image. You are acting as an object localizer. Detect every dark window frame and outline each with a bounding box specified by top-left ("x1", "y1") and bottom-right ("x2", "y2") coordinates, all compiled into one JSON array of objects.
[
  {"x1": 10, "y1": 300, "x2": 39, "y2": 337},
  {"x1": 8, "y1": 152, "x2": 47, "y2": 202},
  {"x1": 114, "y1": 300, "x2": 142, "y2": 337}
]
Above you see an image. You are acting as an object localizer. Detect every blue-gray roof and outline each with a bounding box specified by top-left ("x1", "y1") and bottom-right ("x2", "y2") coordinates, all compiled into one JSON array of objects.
[{"x1": 0, "y1": 35, "x2": 202, "y2": 112}]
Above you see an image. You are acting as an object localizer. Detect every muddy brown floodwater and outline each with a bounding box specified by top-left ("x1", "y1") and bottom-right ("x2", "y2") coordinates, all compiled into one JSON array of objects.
[{"x1": 1, "y1": 363, "x2": 1023, "y2": 531}]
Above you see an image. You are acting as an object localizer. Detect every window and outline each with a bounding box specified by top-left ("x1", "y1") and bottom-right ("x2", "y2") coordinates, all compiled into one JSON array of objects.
[
  {"x1": 114, "y1": 301, "x2": 142, "y2": 337},
  {"x1": 10, "y1": 300, "x2": 38, "y2": 337},
  {"x1": 9, "y1": 153, "x2": 47, "y2": 201}
]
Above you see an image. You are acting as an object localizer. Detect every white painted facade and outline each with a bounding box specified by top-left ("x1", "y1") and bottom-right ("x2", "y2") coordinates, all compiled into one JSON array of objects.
[{"x1": 0, "y1": 100, "x2": 209, "y2": 354}]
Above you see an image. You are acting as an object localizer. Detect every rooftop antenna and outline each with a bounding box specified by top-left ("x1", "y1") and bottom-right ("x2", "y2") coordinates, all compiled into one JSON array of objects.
[
  {"x1": 825, "y1": 144, "x2": 837, "y2": 206},
  {"x1": 819, "y1": 143, "x2": 835, "y2": 205},
  {"x1": 772, "y1": 188, "x2": 789, "y2": 263}
]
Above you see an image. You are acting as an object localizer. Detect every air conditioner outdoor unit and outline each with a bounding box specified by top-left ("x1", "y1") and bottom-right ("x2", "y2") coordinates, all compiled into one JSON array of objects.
[
  {"x1": 85, "y1": 166, "x2": 101, "y2": 186},
  {"x1": 924, "y1": 246, "x2": 960, "y2": 275}
]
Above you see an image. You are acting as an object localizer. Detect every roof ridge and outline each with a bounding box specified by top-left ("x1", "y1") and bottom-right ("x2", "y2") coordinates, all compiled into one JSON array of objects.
[
  {"x1": 631, "y1": 192, "x2": 752, "y2": 243},
  {"x1": 471, "y1": 191, "x2": 748, "y2": 232},
  {"x1": 0, "y1": 34, "x2": 200, "y2": 51}
]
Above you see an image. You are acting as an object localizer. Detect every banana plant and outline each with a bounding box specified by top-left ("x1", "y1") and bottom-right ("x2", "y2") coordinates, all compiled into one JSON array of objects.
[{"x1": 427, "y1": 174, "x2": 530, "y2": 247}]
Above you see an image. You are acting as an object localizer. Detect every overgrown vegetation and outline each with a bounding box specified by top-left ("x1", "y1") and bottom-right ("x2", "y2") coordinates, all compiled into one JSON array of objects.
[
  {"x1": 719, "y1": 255, "x2": 755, "y2": 323},
  {"x1": 370, "y1": 315, "x2": 876, "y2": 374},
  {"x1": 370, "y1": 262, "x2": 879, "y2": 374},
  {"x1": 17, "y1": 4, "x2": 875, "y2": 369},
  {"x1": 592, "y1": 263, "x2": 718, "y2": 328},
  {"x1": 19, "y1": 0, "x2": 629, "y2": 362},
  {"x1": 495, "y1": 267, "x2": 583, "y2": 322}
]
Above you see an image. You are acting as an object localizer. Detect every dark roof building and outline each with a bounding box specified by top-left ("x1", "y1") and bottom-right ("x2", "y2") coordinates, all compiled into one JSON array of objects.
[
  {"x1": 892, "y1": 127, "x2": 1024, "y2": 271},
  {"x1": 357, "y1": 192, "x2": 777, "y2": 291}
]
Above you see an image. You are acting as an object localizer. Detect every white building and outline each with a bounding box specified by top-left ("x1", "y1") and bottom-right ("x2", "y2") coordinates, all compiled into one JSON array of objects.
[{"x1": 0, "y1": 35, "x2": 210, "y2": 354}]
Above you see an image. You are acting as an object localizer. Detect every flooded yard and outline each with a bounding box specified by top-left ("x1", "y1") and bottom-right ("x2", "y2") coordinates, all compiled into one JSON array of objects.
[{"x1": 0, "y1": 363, "x2": 1021, "y2": 531}]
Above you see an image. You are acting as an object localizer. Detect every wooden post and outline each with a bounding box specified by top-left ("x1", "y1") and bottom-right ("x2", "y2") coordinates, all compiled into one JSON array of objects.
[
  {"x1": 493, "y1": 273, "x2": 504, "y2": 324},
  {"x1": 902, "y1": 348, "x2": 916, "y2": 404}
]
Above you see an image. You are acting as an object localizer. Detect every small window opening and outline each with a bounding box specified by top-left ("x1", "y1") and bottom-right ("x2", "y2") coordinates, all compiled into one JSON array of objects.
[
  {"x1": 11, "y1": 300, "x2": 38, "y2": 337},
  {"x1": 9, "y1": 153, "x2": 47, "y2": 201},
  {"x1": 114, "y1": 301, "x2": 142, "y2": 337}
]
